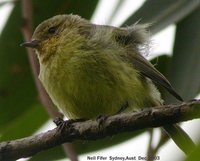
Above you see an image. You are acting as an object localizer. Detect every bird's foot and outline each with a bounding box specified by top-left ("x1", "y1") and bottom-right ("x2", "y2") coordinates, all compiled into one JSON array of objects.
[
  {"x1": 53, "y1": 117, "x2": 86, "y2": 132},
  {"x1": 96, "y1": 115, "x2": 108, "y2": 128}
]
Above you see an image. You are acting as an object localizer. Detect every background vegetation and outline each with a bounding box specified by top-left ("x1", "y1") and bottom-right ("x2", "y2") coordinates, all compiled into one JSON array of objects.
[{"x1": 0, "y1": 0, "x2": 199, "y2": 160}]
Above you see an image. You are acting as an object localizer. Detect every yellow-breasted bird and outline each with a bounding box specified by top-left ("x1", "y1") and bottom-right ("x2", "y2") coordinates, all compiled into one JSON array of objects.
[{"x1": 21, "y1": 14, "x2": 195, "y2": 154}]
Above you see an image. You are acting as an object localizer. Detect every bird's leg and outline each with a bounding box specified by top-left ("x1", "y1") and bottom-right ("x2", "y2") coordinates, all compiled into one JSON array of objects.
[
  {"x1": 96, "y1": 114, "x2": 109, "y2": 128},
  {"x1": 96, "y1": 101, "x2": 129, "y2": 127},
  {"x1": 53, "y1": 117, "x2": 65, "y2": 126},
  {"x1": 53, "y1": 117, "x2": 67, "y2": 132},
  {"x1": 116, "y1": 101, "x2": 129, "y2": 114}
]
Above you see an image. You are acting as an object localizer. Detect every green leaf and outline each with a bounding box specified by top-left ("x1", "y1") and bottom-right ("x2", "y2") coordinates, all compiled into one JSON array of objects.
[
  {"x1": 185, "y1": 143, "x2": 200, "y2": 161},
  {"x1": 0, "y1": 2, "x2": 37, "y2": 131},
  {"x1": 0, "y1": 0, "x2": 14, "y2": 8},
  {"x1": 107, "y1": 0, "x2": 124, "y2": 24},
  {"x1": 32, "y1": 0, "x2": 98, "y2": 27},
  {"x1": 123, "y1": 0, "x2": 200, "y2": 34},
  {"x1": 0, "y1": 104, "x2": 48, "y2": 141},
  {"x1": 167, "y1": 6, "x2": 200, "y2": 102}
]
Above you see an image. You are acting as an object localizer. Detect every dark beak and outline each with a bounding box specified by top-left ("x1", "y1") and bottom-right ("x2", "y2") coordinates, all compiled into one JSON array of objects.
[{"x1": 20, "y1": 40, "x2": 39, "y2": 48}]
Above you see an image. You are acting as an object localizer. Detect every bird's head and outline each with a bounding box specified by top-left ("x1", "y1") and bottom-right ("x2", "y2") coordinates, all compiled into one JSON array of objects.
[{"x1": 21, "y1": 14, "x2": 90, "y2": 63}]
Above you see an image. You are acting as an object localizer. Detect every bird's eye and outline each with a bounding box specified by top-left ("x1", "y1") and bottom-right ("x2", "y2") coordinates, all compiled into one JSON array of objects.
[{"x1": 48, "y1": 26, "x2": 57, "y2": 34}]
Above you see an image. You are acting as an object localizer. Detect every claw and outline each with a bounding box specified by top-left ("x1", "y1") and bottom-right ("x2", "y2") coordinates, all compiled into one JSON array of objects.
[
  {"x1": 96, "y1": 115, "x2": 108, "y2": 128},
  {"x1": 53, "y1": 117, "x2": 64, "y2": 126},
  {"x1": 53, "y1": 117, "x2": 87, "y2": 132}
]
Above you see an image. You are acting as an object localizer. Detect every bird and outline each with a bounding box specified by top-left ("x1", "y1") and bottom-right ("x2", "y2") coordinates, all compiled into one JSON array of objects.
[{"x1": 21, "y1": 14, "x2": 194, "y2": 154}]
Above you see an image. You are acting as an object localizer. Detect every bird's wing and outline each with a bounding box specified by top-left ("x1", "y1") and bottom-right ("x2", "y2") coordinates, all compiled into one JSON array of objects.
[
  {"x1": 127, "y1": 53, "x2": 183, "y2": 101},
  {"x1": 111, "y1": 25, "x2": 182, "y2": 101}
]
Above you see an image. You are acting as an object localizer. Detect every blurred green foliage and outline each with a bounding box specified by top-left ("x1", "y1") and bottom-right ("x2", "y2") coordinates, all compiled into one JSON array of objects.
[{"x1": 0, "y1": 0, "x2": 199, "y2": 160}]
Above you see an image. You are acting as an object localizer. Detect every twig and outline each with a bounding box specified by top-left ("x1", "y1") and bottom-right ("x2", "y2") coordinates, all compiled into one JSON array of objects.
[
  {"x1": 0, "y1": 100, "x2": 200, "y2": 161},
  {"x1": 21, "y1": 0, "x2": 60, "y2": 119},
  {"x1": 20, "y1": 0, "x2": 78, "y2": 160}
]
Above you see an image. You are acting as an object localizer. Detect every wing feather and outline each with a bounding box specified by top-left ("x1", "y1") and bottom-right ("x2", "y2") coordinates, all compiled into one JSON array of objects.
[{"x1": 129, "y1": 53, "x2": 183, "y2": 101}]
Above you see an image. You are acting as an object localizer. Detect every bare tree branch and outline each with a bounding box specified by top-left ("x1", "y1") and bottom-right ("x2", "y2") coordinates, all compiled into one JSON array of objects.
[
  {"x1": 0, "y1": 100, "x2": 199, "y2": 161},
  {"x1": 21, "y1": 0, "x2": 60, "y2": 119},
  {"x1": 20, "y1": 0, "x2": 78, "y2": 160}
]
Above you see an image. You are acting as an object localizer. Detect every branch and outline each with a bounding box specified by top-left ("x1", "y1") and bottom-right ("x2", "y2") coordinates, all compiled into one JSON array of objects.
[
  {"x1": 0, "y1": 100, "x2": 200, "y2": 161},
  {"x1": 21, "y1": 0, "x2": 60, "y2": 119},
  {"x1": 20, "y1": 0, "x2": 78, "y2": 160}
]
